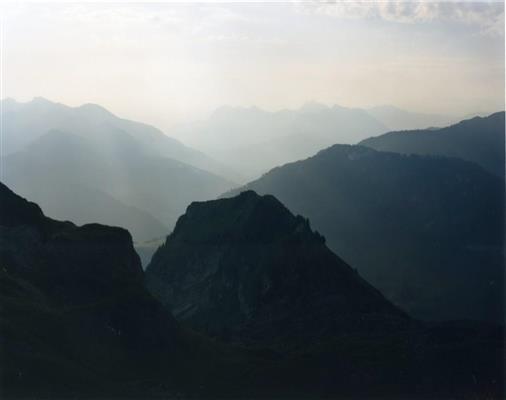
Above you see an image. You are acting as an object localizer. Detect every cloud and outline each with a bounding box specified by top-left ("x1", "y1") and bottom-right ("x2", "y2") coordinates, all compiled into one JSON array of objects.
[{"x1": 300, "y1": 1, "x2": 504, "y2": 36}]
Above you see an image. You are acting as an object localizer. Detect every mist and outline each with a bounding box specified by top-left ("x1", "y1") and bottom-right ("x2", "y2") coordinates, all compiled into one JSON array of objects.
[{"x1": 1, "y1": 1, "x2": 504, "y2": 138}]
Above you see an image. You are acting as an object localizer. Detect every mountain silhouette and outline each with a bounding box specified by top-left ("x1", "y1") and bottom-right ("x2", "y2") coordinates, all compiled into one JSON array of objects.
[
  {"x1": 360, "y1": 112, "x2": 505, "y2": 178},
  {"x1": 146, "y1": 191, "x2": 410, "y2": 350},
  {"x1": 0, "y1": 181, "x2": 185, "y2": 397},
  {"x1": 145, "y1": 190, "x2": 504, "y2": 398},
  {"x1": 224, "y1": 144, "x2": 504, "y2": 322},
  {"x1": 1, "y1": 183, "x2": 503, "y2": 399}
]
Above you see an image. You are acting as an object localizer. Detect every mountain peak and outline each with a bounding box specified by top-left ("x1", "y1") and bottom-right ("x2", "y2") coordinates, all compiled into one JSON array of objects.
[
  {"x1": 32, "y1": 96, "x2": 53, "y2": 104},
  {"x1": 0, "y1": 181, "x2": 45, "y2": 228},
  {"x1": 172, "y1": 190, "x2": 317, "y2": 245},
  {"x1": 77, "y1": 102, "x2": 115, "y2": 118},
  {"x1": 146, "y1": 191, "x2": 408, "y2": 349},
  {"x1": 300, "y1": 101, "x2": 329, "y2": 113}
]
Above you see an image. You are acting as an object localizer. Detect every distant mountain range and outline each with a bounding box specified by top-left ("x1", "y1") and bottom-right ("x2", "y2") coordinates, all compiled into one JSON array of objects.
[
  {"x1": 366, "y1": 105, "x2": 455, "y2": 131},
  {"x1": 1, "y1": 98, "x2": 236, "y2": 245},
  {"x1": 173, "y1": 102, "x2": 456, "y2": 179},
  {"x1": 225, "y1": 141, "x2": 504, "y2": 322},
  {"x1": 175, "y1": 103, "x2": 386, "y2": 179},
  {"x1": 1, "y1": 97, "x2": 234, "y2": 179},
  {"x1": 360, "y1": 112, "x2": 505, "y2": 178}
]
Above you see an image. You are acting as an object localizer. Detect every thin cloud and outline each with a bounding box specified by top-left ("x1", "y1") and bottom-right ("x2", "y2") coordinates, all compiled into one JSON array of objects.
[{"x1": 301, "y1": 1, "x2": 504, "y2": 36}]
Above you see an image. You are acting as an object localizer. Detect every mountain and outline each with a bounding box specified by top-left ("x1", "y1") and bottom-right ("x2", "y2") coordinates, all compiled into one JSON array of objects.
[
  {"x1": 175, "y1": 102, "x2": 387, "y2": 180},
  {"x1": 224, "y1": 145, "x2": 504, "y2": 323},
  {"x1": 146, "y1": 191, "x2": 410, "y2": 350},
  {"x1": 0, "y1": 181, "x2": 185, "y2": 397},
  {"x1": 0, "y1": 97, "x2": 235, "y2": 179},
  {"x1": 360, "y1": 112, "x2": 505, "y2": 178},
  {"x1": 2, "y1": 124, "x2": 234, "y2": 245},
  {"x1": 145, "y1": 190, "x2": 504, "y2": 398},
  {"x1": 367, "y1": 105, "x2": 455, "y2": 131},
  {"x1": 0, "y1": 181, "x2": 272, "y2": 398},
  {"x1": 2, "y1": 183, "x2": 504, "y2": 399}
]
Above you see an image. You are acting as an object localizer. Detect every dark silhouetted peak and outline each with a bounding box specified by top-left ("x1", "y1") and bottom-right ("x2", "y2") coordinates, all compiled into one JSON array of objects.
[
  {"x1": 0, "y1": 181, "x2": 144, "y2": 301},
  {"x1": 172, "y1": 190, "x2": 317, "y2": 245},
  {"x1": 0, "y1": 181, "x2": 45, "y2": 228},
  {"x1": 0, "y1": 183, "x2": 183, "y2": 397},
  {"x1": 146, "y1": 192, "x2": 408, "y2": 350}
]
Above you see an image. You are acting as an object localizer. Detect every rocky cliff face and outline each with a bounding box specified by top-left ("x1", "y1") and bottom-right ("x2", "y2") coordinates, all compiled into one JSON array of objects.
[{"x1": 146, "y1": 191, "x2": 410, "y2": 350}]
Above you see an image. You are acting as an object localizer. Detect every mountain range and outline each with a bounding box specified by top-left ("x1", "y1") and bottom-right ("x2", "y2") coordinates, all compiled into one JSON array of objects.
[
  {"x1": 361, "y1": 112, "x2": 505, "y2": 178},
  {"x1": 173, "y1": 102, "x2": 455, "y2": 179},
  {"x1": 2, "y1": 181, "x2": 503, "y2": 399},
  {"x1": 1, "y1": 97, "x2": 232, "y2": 178},
  {"x1": 366, "y1": 105, "x2": 455, "y2": 131},
  {"x1": 1, "y1": 98, "x2": 236, "y2": 247},
  {"x1": 225, "y1": 138, "x2": 504, "y2": 322},
  {"x1": 144, "y1": 188, "x2": 504, "y2": 398}
]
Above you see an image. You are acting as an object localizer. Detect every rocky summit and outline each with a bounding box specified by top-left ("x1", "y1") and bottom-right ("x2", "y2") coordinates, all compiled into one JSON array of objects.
[{"x1": 146, "y1": 190, "x2": 411, "y2": 350}]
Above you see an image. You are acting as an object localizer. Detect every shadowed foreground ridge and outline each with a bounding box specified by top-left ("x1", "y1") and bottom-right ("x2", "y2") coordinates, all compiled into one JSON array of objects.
[
  {"x1": 0, "y1": 181, "x2": 184, "y2": 398},
  {"x1": 1, "y1": 183, "x2": 504, "y2": 399},
  {"x1": 146, "y1": 190, "x2": 504, "y2": 398}
]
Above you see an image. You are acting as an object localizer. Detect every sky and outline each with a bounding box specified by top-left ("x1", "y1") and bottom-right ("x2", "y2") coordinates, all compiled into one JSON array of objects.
[{"x1": 0, "y1": 1, "x2": 504, "y2": 132}]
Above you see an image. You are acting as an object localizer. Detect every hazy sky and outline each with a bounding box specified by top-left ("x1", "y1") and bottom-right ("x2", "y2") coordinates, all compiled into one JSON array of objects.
[{"x1": 1, "y1": 1, "x2": 504, "y2": 131}]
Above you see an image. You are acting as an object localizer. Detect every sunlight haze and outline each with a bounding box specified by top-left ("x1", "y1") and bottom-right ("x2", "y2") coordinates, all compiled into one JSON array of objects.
[{"x1": 1, "y1": 1, "x2": 504, "y2": 137}]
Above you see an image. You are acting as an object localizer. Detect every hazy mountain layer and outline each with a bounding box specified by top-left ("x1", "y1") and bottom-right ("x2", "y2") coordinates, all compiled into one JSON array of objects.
[
  {"x1": 367, "y1": 105, "x2": 455, "y2": 131},
  {"x1": 176, "y1": 102, "x2": 387, "y2": 179},
  {"x1": 0, "y1": 97, "x2": 236, "y2": 180},
  {"x1": 225, "y1": 145, "x2": 504, "y2": 322},
  {"x1": 360, "y1": 112, "x2": 505, "y2": 178},
  {"x1": 3, "y1": 129, "x2": 234, "y2": 243}
]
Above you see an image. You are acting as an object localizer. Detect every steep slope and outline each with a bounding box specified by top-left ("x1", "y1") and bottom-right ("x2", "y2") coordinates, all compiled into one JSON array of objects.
[
  {"x1": 0, "y1": 97, "x2": 233, "y2": 179},
  {"x1": 146, "y1": 191, "x2": 411, "y2": 350},
  {"x1": 177, "y1": 103, "x2": 387, "y2": 180},
  {"x1": 0, "y1": 181, "x2": 185, "y2": 398},
  {"x1": 366, "y1": 105, "x2": 454, "y2": 131},
  {"x1": 3, "y1": 129, "x2": 233, "y2": 242},
  {"x1": 224, "y1": 145, "x2": 504, "y2": 322},
  {"x1": 360, "y1": 111, "x2": 505, "y2": 178}
]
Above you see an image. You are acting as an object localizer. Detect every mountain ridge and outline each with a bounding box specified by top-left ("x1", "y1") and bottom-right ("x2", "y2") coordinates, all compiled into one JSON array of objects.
[
  {"x1": 146, "y1": 190, "x2": 411, "y2": 351},
  {"x1": 360, "y1": 111, "x2": 505, "y2": 177},
  {"x1": 223, "y1": 143, "x2": 504, "y2": 322}
]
